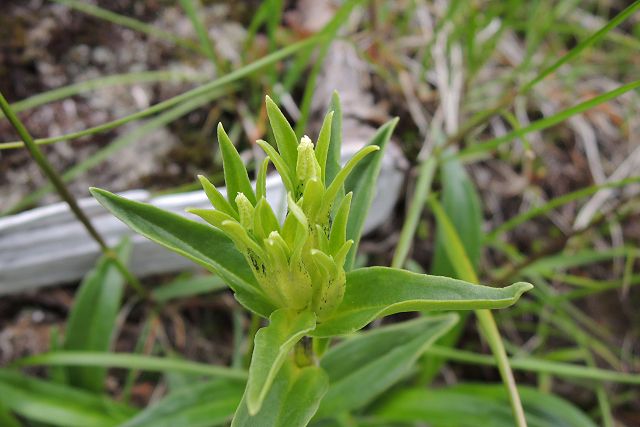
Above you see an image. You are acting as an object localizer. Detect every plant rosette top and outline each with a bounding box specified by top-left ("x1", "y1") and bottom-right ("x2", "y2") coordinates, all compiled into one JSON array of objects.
[{"x1": 188, "y1": 117, "x2": 373, "y2": 322}]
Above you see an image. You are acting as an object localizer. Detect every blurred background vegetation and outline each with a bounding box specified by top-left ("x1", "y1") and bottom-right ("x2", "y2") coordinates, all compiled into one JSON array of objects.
[{"x1": 0, "y1": 0, "x2": 639, "y2": 426}]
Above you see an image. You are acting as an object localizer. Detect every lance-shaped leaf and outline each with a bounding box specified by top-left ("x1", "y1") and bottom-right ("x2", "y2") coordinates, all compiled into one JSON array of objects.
[
  {"x1": 255, "y1": 157, "x2": 270, "y2": 201},
  {"x1": 312, "y1": 267, "x2": 532, "y2": 337},
  {"x1": 197, "y1": 174, "x2": 238, "y2": 220},
  {"x1": 256, "y1": 139, "x2": 295, "y2": 193},
  {"x1": 217, "y1": 123, "x2": 256, "y2": 208},
  {"x1": 90, "y1": 188, "x2": 274, "y2": 317},
  {"x1": 343, "y1": 117, "x2": 398, "y2": 271},
  {"x1": 232, "y1": 361, "x2": 328, "y2": 427},
  {"x1": 375, "y1": 384, "x2": 597, "y2": 427},
  {"x1": 315, "y1": 110, "x2": 334, "y2": 184},
  {"x1": 0, "y1": 369, "x2": 135, "y2": 427},
  {"x1": 319, "y1": 145, "x2": 380, "y2": 218},
  {"x1": 325, "y1": 91, "x2": 343, "y2": 185},
  {"x1": 315, "y1": 313, "x2": 458, "y2": 418},
  {"x1": 63, "y1": 238, "x2": 131, "y2": 393},
  {"x1": 245, "y1": 309, "x2": 317, "y2": 415},
  {"x1": 121, "y1": 379, "x2": 245, "y2": 427},
  {"x1": 266, "y1": 95, "x2": 299, "y2": 172}
]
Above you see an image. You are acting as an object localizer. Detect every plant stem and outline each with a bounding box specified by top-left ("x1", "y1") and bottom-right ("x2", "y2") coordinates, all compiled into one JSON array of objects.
[
  {"x1": 429, "y1": 199, "x2": 528, "y2": 427},
  {"x1": 476, "y1": 310, "x2": 528, "y2": 427},
  {"x1": 391, "y1": 155, "x2": 438, "y2": 268},
  {"x1": 0, "y1": 90, "x2": 148, "y2": 299}
]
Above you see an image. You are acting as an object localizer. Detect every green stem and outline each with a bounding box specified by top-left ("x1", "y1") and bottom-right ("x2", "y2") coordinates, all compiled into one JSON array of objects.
[
  {"x1": 391, "y1": 155, "x2": 437, "y2": 268},
  {"x1": 430, "y1": 199, "x2": 527, "y2": 427},
  {"x1": 476, "y1": 310, "x2": 527, "y2": 427},
  {"x1": 0, "y1": 90, "x2": 148, "y2": 300},
  {"x1": 0, "y1": 91, "x2": 108, "y2": 249}
]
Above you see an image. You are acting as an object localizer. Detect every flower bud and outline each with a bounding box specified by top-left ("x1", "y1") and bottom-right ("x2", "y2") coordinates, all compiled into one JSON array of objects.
[{"x1": 296, "y1": 135, "x2": 322, "y2": 184}]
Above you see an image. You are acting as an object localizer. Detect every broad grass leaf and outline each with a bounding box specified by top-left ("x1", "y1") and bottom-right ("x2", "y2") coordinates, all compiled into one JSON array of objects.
[
  {"x1": 343, "y1": 118, "x2": 398, "y2": 271},
  {"x1": 245, "y1": 309, "x2": 316, "y2": 414},
  {"x1": 90, "y1": 188, "x2": 274, "y2": 317},
  {"x1": 232, "y1": 362, "x2": 328, "y2": 427},
  {"x1": 375, "y1": 383, "x2": 597, "y2": 427},
  {"x1": 431, "y1": 155, "x2": 483, "y2": 276},
  {"x1": 312, "y1": 267, "x2": 532, "y2": 337},
  {"x1": 315, "y1": 314, "x2": 458, "y2": 418},
  {"x1": 63, "y1": 238, "x2": 131, "y2": 392},
  {"x1": 121, "y1": 379, "x2": 245, "y2": 427},
  {"x1": 0, "y1": 369, "x2": 135, "y2": 427},
  {"x1": 425, "y1": 155, "x2": 483, "y2": 383}
]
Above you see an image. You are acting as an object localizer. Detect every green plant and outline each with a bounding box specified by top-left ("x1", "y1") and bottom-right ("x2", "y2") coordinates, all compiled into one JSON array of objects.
[
  {"x1": 88, "y1": 95, "x2": 532, "y2": 425},
  {"x1": 2, "y1": 2, "x2": 637, "y2": 425}
]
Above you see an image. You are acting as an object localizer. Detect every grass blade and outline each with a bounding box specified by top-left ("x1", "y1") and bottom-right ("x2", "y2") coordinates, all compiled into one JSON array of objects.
[
  {"x1": 63, "y1": 239, "x2": 131, "y2": 392},
  {"x1": 53, "y1": 0, "x2": 202, "y2": 53},
  {"x1": 0, "y1": 368, "x2": 135, "y2": 427},
  {"x1": 15, "y1": 352, "x2": 248, "y2": 380},
  {"x1": 460, "y1": 80, "x2": 640, "y2": 158}
]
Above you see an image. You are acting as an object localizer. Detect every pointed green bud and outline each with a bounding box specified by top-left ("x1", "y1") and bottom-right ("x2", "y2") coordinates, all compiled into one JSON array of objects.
[
  {"x1": 296, "y1": 135, "x2": 322, "y2": 184},
  {"x1": 235, "y1": 192, "x2": 255, "y2": 232}
]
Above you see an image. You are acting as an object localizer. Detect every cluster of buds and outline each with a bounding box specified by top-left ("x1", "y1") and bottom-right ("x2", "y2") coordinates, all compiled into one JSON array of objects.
[{"x1": 189, "y1": 98, "x2": 378, "y2": 321}]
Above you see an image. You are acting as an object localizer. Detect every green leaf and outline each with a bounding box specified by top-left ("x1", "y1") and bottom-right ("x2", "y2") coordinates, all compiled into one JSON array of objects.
[
  {"x1": 425, "y1": 155, "x2": 483, "y2": 384},
  {"x1": 324, "y1": 91, "x2": 343, "y2": 186},
  {"x1": 0, "y1": 369, "x2": 135, "y2": 427},
  {"x1": 375, "y1": 383, "x2": 597, "y2": 427},
  {"x1": 232, "y1": 361, "x2": 328, "y2": 427},
  {"x1": 217, "y1": 123, "x2": 256, "y2": 208},
  {"x1": 431, "y1": 155, "x2": 482, "y2": 276},
  {"x1": 329, "y1": 192, "x2": 352, "y2": 255},
  {"x1": 254, "y1": 198, "x2": 281, "y2": 241},
  {"x1": 312, "y1": 267, "x2": 532, "y2": 337},
  {"x1": 315, "y1": 314, "x2": 458, "y2": 418},
  {"x1": 343, "y1": 118, "x2": 398, "y2": 271},
  {"x1": 245, "y1": 309, "x2": 317, "y2": 414},
  {"x1": 255, "y1": 156, "x2": 270, "y2": 201},
  {"x1": 17, "y1": 352, "x2": 247, "y2": 380},
  {"x1": 89, "y1": 188, "x2": 274, "y2": 317},
  {"x1": 152, "y1": 274, "x2": 227, "y2": 303},
  {"x1": 266, "y1": 95, "x2": 299, "y2": 172},
  {"x1": 121, "y1": 379, "x2": 245, "y2": 427},
  {"x1": 63, "y1": 238, "x2": 130, "y2": 392},
  {"x1": 315, "y1": 110, "x2": 334, "y2": 183},
  {"x1": 0, "y1": 400, "x2": 20, "y2": 427},
  {"x1": 198, "y1": 175, "x2": 238, "y2": 219},
  {"x1": 322, "y1": 145, "x2": 379, "y2": 215},
  {"x1": 256, "y1": 139, "x2": 295, "y2": 193}
]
